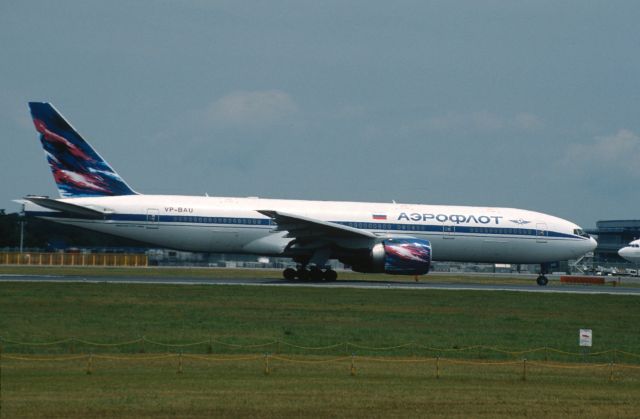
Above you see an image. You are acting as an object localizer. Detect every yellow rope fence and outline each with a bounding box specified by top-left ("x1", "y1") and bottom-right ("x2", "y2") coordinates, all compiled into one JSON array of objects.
[
  {"x1": 3, "y1": 353, "x2": 640, "y2": 381},
  {"x1": 2, "y1": 337, "x2": 639, "y2": 363}
]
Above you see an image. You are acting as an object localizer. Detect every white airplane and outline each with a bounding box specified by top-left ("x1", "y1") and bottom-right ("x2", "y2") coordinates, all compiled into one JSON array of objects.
[
  {"x1": 19, "y1": 102, "x2": 597, "y2": 286},
  {"x1": 618, "y1": 240, "x2": 640, "y2": 263}
]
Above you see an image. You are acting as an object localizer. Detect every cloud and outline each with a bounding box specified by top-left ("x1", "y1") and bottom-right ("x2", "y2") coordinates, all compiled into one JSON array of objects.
[
  {"x1": 203, "y1": 90, "x2": 298, "y2": 127},
  {"x1": 513, "y1": 112, "x2": 543, "y2": 130},
  {"x1": 565, "y1": 129, "x2": 640, "y2": 177},
  {"x1": 416, "y1": 111, "x2": 543, "y2": 134}
]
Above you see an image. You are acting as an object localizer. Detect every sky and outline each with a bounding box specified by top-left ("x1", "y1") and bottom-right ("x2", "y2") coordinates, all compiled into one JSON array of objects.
[{"x1": 1, "y1": 0, "x2": 639, "y2": 228}]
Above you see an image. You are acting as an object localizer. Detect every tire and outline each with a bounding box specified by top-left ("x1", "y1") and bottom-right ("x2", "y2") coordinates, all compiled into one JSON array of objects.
[
  {"x1": 536, "y1": 275, "x2": 548, "y2": 286},
  {"x1": 310, "y1": 267, "x2": 324, "y2": 282},
  {"x1": 296, "y1": 269, "x2": 310, "y2": 281},
  {"x1": 323, "y1": 269, "x2": 338, "y2": 281},
  {"x1": 283, "y1": 268, "x2": 296, "y2": 280}
]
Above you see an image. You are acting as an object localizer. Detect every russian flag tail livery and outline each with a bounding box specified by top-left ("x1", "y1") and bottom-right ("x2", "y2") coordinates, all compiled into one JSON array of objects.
[{"x1": 28, "y1": 102, "x2": 137, "y2": 198}]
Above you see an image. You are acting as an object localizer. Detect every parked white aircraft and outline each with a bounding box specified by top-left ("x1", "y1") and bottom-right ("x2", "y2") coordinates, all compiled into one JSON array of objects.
[
  {"x1": 618, "y1": 240, "x2": 640, "y2": 264},
  {"x1": 20, "y1": 102, "x2": 597, "y2": 286}
]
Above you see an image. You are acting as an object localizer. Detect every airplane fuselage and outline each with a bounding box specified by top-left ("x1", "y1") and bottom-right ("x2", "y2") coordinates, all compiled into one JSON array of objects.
[
  {"x1": 618, "y1": 239, "x2": 640, "y2": 264},
  {"x1": 27, "y1": 194, "x2": 596, "y2": 264}
]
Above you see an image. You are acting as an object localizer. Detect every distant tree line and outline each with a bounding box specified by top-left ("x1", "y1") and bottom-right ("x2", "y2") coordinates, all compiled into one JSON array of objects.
[{"x1": 0, "y1": 211, "x2": 147, "y2": 250}]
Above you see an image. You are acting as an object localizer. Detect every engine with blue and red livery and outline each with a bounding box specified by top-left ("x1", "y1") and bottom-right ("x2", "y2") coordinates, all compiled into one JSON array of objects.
[{"x1": 344, "y1": 238, "x2": 432, "y2": 275}]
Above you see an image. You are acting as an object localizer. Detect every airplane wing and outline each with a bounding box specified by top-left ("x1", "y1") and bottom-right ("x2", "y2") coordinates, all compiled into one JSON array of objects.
[
  {"x1": 257, "y1": 210, "x2": 377, "y2": 241},
  {"x1": 23, "y1": 196, "x2": 105, "y2": 219}
]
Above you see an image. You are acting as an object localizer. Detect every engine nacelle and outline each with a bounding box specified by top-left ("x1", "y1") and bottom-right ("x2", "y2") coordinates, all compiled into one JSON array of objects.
[{"x1": 347, "y1": 238, "x2": 432, "y2": 275}]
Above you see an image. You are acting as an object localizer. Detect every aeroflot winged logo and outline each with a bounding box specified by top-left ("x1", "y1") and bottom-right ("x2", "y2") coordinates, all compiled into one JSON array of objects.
[
  {"x1": 509, "y1": 219, "x2": 531, "y2": 225},
  {"x1": 29, "y1": 102, "x2": 136, "y2": 198}
]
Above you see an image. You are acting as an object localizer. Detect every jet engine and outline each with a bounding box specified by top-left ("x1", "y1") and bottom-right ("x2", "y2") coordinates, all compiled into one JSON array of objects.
[{"x1": 344, "y1": 238, "x2": 432, "y2": 275}]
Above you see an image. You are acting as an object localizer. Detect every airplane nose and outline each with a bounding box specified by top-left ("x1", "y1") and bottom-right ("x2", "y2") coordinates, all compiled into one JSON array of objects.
[
  {"x1": 619, "y1": 247, "x2": 629, "y2": 258},
  {"x1": 570, "y1": 236, "x2": 597, "y2": 259},
  {"x1": 589, "y1": 236, "x2": 598, "y2": 252}
]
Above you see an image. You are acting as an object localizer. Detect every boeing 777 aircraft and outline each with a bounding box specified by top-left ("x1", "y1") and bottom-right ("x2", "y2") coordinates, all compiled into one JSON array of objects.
[
  {"x1": 618, "y1": 240, "x2": 640, "y2": 263},
  {"x1": 19, "y1": 102, "x2": 597, "y2": 286}
]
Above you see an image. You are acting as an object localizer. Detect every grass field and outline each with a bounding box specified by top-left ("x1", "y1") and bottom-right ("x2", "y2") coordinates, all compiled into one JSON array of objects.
[
  {"x1": 3, "y1": 356, "x2": 640, "y2": 418},
  {"x1": 2, "y1": 273, "x2": 640, "y2": 417}
]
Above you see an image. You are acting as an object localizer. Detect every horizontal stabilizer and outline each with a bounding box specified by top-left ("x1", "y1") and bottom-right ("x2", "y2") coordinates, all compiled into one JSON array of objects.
[{"x1": 24, "y1": 196, "x2": 105, "y2": 219}]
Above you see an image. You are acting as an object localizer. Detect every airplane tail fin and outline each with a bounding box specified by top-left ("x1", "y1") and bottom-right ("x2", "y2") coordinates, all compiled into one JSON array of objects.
[{"x1": 28, "y1": 102, "x2": 137, "y2": 198}]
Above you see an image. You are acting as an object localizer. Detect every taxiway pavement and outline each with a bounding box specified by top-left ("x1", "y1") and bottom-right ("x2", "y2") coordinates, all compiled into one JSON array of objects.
[{"x1": 2, "y1": 274, "x2": 639, "y2": 296}]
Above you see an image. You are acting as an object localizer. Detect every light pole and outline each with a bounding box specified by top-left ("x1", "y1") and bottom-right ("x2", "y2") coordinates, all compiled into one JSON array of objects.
[{"x1": 19, "y1": 204, "x2": 26, "y2": 253}]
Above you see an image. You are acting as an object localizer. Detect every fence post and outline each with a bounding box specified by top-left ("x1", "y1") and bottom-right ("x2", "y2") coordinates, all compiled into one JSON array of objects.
[
  {"x1": 436, "y1": 356, "x2": 440, "y2": 379},
  {"x1": 264, "y1": 353, "x2": 271, "y2": 375},
  {"x1": 609, "y1": 362, "x2": 614, "y2": 382},
  {"x1": 86, "y1": 353, "x2": 93, "y2": 375},
  {"x1": 140, "y1": 336, "x2": 146, "y2": 354},
  {"x1": 178, "y1": 352, "x2": 183, "y2": 374},
  {"x1": 522, "y1": 358, "x2": 527, "y2": 381},
  {"x1": 350, "y1": 354, "x2": 356, "y2": 376}
]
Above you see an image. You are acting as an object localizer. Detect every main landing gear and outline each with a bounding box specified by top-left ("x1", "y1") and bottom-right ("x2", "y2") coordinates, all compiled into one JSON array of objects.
[
  {"x1": 282, "y1": 266, "x2": 338, "y2": 282},
  {"x1": 536, "y1": 263, "x2": 549, "y2": 286}
]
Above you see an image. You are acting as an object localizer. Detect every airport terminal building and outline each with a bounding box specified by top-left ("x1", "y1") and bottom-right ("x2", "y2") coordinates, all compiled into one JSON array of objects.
[{"x1": 586, "y1": 220, "x2": 640, "y2": 264}]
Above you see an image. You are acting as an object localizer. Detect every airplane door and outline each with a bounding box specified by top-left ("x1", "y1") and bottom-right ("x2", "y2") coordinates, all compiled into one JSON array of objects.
[
  {"x1": 146, "y1": 209, "x2": 159, "y2": 229},
  {"x1": 536, "y1": 223, "x2": 547, "y2": 243}
]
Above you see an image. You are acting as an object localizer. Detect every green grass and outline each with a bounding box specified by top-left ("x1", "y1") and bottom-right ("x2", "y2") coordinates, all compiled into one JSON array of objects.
[
  {"x1": 2, "y1": 280, "x2": 640, "y2": 417},
  {"x1": 2, "y1": 356, "x2": 640, "y2": 418},
  {"x1": 1, "y1": 281, "x2": 639, "y2": 359}
]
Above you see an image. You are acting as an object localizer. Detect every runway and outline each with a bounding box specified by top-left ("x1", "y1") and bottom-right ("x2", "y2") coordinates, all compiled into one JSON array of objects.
[{"x1": 2, "y1": 274, "x2": 640, "y2": 296}]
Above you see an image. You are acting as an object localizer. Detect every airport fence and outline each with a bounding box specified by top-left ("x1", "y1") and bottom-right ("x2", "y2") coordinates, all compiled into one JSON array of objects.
[
  {"x1": 0, "y1": 252, "x2": 148, "y2": 267},
  {"x1": 3, "y1": 350, "x2": 640, "y2": 383},
  {"x1": 2, "y1": 336, "x2": 640, "y2": 365},
  {"x1": 3, "y1": 338, "x2": 640, "y2": 385}
]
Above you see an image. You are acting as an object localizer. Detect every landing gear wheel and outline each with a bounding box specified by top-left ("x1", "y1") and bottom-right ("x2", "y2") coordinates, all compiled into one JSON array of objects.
[
  {"x1": 309, "y1": 267, "x2": 324, "y2": 282},
  {"x1": 296, "y1": 269, "x2": 310, "y2": 281},
  {"x1": 283, "y1": 268, "x2": 296, "y2": 280},
  {"x1": 323, "y1": 269, "x2": 338, "y2": 281},
  {"x1": 536, "y1": 275, "x2": 548, "y2": 286}
]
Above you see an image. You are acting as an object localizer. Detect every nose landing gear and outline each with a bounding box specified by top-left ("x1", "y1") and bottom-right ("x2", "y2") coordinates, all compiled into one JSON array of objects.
[
  {"x1": 536, "y1": 263, "x2": 550, "y2": 286},
  {"x1": 536, "y1": 275, "x2": 548, "y2": 286}
]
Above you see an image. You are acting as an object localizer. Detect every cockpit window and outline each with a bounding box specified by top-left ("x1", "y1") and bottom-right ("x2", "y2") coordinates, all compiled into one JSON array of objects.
[{"x1": 573, "y1": 228, "x2": 590, "y2": 238}]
